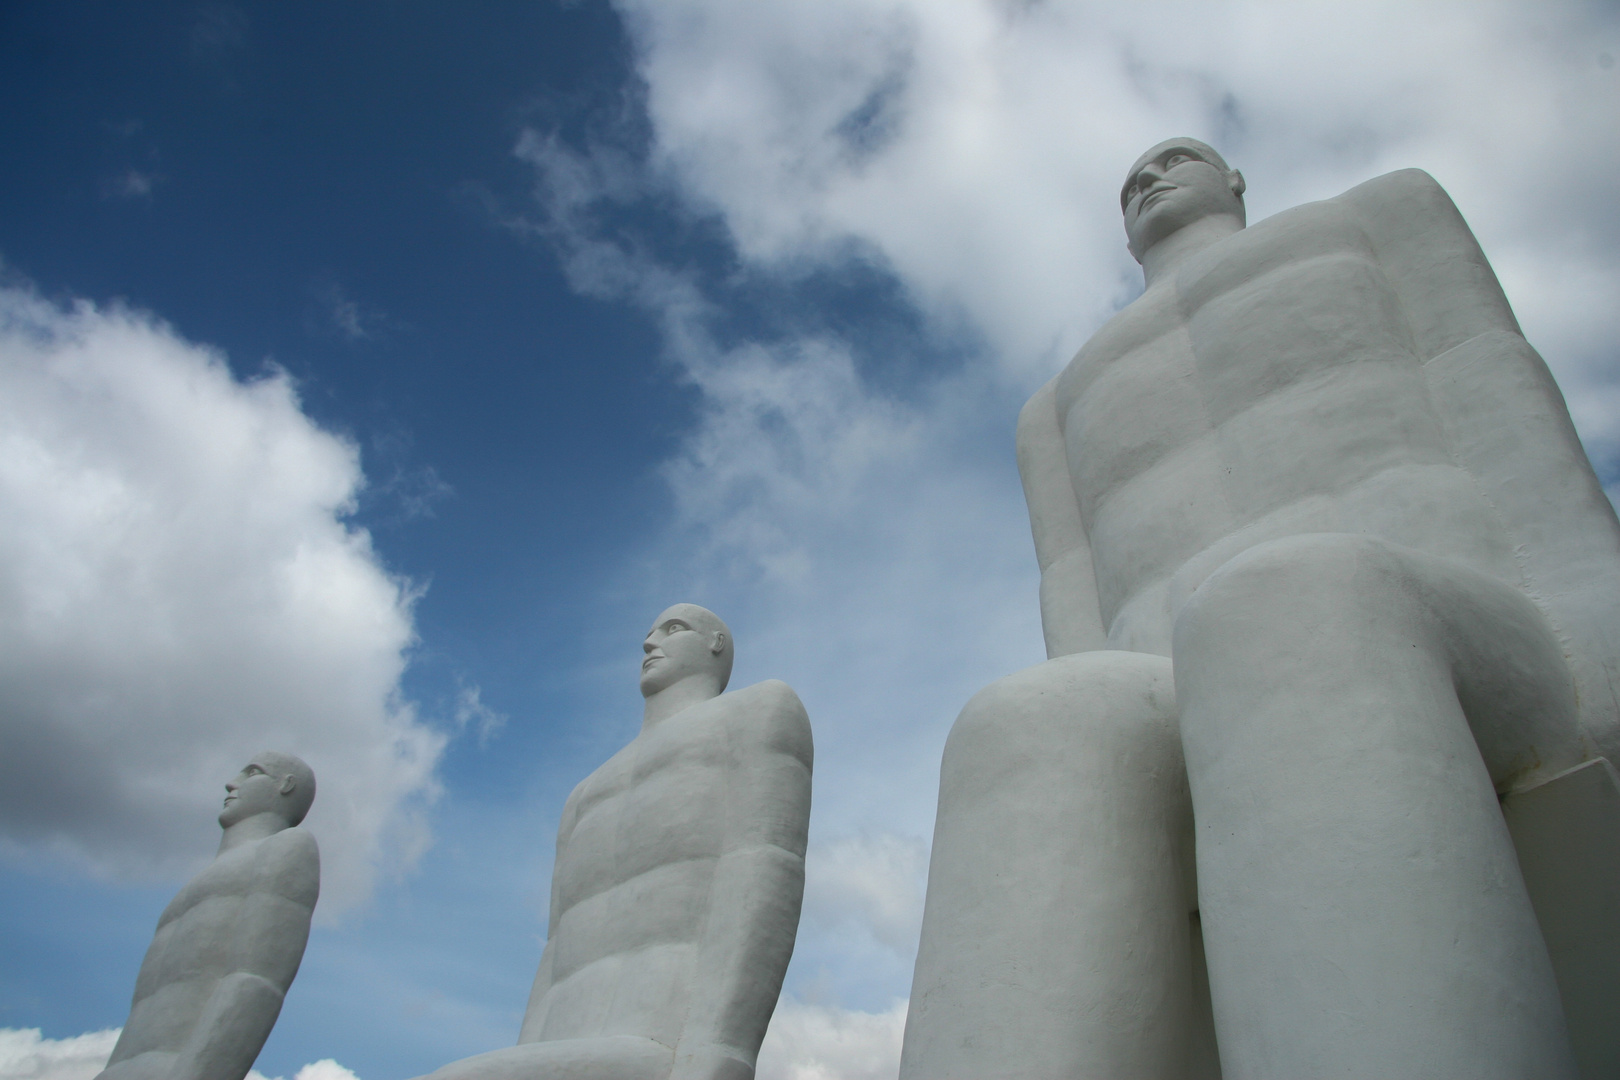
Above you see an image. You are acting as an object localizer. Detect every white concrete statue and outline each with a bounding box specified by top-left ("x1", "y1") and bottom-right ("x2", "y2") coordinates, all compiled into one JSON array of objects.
[
  {"x1": 416, "y1": 604, "x2": 812, "y2": 1080},
  {"x1": 900, "y1": 140, "x2": 1620, "y2": 1079},
  {"x1": 96, "y1": 752, "x2": 320, "y2": 1080}
]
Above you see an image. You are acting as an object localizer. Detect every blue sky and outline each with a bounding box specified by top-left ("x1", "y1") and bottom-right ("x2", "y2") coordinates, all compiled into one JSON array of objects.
[{"x1": 1, "y1": 3, "x2": 1618, "y2": 1079}]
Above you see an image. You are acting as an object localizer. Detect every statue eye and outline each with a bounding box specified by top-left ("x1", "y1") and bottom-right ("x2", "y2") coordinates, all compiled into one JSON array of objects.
[{"x1": 1166, "y1": 154, "x2": 1190, "y2": 168}]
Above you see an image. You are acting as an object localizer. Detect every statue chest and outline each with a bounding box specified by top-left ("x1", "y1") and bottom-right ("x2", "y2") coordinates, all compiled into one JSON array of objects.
[
  {"x1": 1056, "y1": 213, "x2": 1467, "y2": 624},
  {"x1": 556, "y1": 715, "x2": 736, "y2": 907}
]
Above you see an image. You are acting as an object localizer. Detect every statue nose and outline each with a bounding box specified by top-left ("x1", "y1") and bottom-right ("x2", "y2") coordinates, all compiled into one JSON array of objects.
[{"x1": 643, "y1": 639, "x2": 656, "y2": 654}]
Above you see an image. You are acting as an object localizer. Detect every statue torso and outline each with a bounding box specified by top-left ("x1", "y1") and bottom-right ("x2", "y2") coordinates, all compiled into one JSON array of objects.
[
  {"x1": 1055, "y1": 198, "x2": 1517, "y2": 654},
  {"x1": 116, "y1": 830, "x2": 315, "y2": 1059},
  {"x1": 530, "y1": 683, "x2": 776, "y2": 1046}
]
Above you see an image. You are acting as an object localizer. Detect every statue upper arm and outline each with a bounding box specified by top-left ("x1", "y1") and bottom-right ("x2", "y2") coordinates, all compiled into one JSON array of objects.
[
  {"x1": 1338, "y1": 169, "x2": 1519, "y2": 358},
  {"x1": 1344, "y1": 169, "x2": 1620, "y2": 759},
  {"x1": 1017, "y1": 378, "x2": 1107, "y2": 657},
  {"x1": 240, "y1": 830, "x2": 319, "y2": 992},
  {"x1": 724, "y1": 682, "x2": 812, "y2": 859}
]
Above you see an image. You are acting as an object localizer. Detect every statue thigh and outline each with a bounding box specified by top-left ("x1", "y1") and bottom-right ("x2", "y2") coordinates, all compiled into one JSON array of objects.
[
  {"x1": 900, "y1": 650, "x2": 1211, "y2": 1080},
  {"x1": 1175, "y1": 532, "x2": 1582, "y2": 1079},
  {"x1": 415, "y1": 1036, "x2": 674, "y2": 1080}
]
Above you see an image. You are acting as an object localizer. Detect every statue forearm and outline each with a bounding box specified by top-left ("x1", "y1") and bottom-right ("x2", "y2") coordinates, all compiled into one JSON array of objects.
[
  {"x1": 1018, "y1": 378, "x2": 1107, "y2": 656},
  {"x1": 1040, "y1": 549, "x2": 1107, "y2": 657},
  {"x1": 672, "y1": 843, "x2": 805, "y2": 1080},
  {"x1": 170, "y1": 972, "x2": 286, "y2": 1080}
]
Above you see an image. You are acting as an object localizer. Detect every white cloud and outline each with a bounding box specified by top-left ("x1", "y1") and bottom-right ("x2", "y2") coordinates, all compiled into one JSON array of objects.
[
  {"x1": 310, "y1": 279, "x2": 396, "y2": 344},
  {"x1": 103, "y1": 171, "x2": 159, "y2": 201},
  {"x1": 0, "y1": 284, "x2": 443, "y2": 915},
  {"x1": 0, "y1": 1027, "x2": 119, "y2": 1080},
  {"x1": 756, "y1": 999, "x2": 906, "y2": 1080},
  {"x1": 453, "y1": 682, "x2": 507, "y2": 747},
  {"x1": 252, "y1": 1060, "x2": 363, "y2": 1080},
  {"x1": 802, "y1": 833, "x2": 927, "y2": 956},
  {"x1": 0, "y1": 1028, "x2": 362, "y2": 1080}
]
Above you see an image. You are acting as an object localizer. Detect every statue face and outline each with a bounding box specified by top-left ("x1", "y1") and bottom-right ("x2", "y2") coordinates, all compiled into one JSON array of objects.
[
  {"x1": 219, "y1": 756, "x2": 292, "y2": 828},
  {"x1": 640, "y1": 605, "x2": 726, "y2": 697},
  {"x1": 1121, "y1": 140, "x2": 1244, "y2": 261}
]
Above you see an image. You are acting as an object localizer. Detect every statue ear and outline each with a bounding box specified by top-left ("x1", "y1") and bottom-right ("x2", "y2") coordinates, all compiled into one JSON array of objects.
[
  {"x1": 1229, "y1": 170, "x2": 1246, "y2": 198},
  {"x1": 280, "y1": 775, "x2": 297, "y2": 796},
  {"x1": 710, "y1": 631, "x2": 727, "y2": 656}
]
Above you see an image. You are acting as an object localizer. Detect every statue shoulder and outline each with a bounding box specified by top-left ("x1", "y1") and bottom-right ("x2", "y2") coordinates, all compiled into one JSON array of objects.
[
  {"x1": 253, "y1": 827, "x2": 320, "y2": 909},
  {"x1": 1331, "y1": 168, "x2": 1478, "y2": 248},
  {"x1": 1335, "y1": 167, "x2": 1452, "y2": 220},
  {"x1": 724, "y1": 680, "x2": 813, "y2": 768},
  {"x1": 1332, "y1": 166, "x2": 1518, "y2": 355},
  {"x1": 1016, "y1": 377, "x2": 1060, "y2": 448}
]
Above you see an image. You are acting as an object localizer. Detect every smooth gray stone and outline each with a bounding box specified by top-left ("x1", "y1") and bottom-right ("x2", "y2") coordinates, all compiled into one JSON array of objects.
[
  {"x1": 902, "y1": 139, "x2": 1620, "y2": 1079},
  {"x1": 417, "y1": 604, "x2": 812, "y2": 1080},
  {"x1": 96, "y1": 753, "x2": 319, "y2": 1080},
  {"x1": 1503, "y1": 757, "x2": 1620, "y2": 1080}
]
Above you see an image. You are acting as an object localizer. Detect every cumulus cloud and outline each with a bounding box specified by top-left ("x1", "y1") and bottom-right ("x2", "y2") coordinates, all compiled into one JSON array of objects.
[
  {"x1": 0, "y1": 1028, "x2": 362, "y2": 1080},
  {"x1": 756, "y1": 999, "x2": 906, "y2": 1080},
  {"x1": 0, "y1": 1027, "x2": 119, "y2": 1080},
  {"x1": 0, "y1": 283, "x2": 443, "y2": 915},
  {"x1": 253, "y1": 1061, "x2": 363, "y2": 1080}
]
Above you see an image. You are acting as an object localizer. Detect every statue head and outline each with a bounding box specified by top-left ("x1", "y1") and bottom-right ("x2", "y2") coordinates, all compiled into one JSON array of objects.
[
  {"x1": 640, "y1": 603, "x2": 733, "y2": 700},
  {"x1": 1121, "y1": 137, "x2": 1246, "y2": 264},
  {"x1": 219, "y1": 750, "x2": 316, "y2": 830}
]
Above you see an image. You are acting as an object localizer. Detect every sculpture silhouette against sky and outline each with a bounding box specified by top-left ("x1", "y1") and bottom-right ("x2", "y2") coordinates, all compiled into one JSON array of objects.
[
  {"x1": 901, "y1": 140, "x2": 1620, "y2": 1079},
  {"x1": 95, "y1": 752, "x2": 319, "y2": 1080},
  {"x1": 416, "y1": 604, "x2": 813, "y2": 1080}
]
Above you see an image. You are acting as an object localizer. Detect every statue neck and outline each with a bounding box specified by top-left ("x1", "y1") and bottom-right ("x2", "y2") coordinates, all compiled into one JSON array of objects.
[
  {"x1": 1139, "y1": 214, "x2": 1244, "y2": 288},
  {"x1": 218, "y1": 813, "x2": 290, "y2": 855},
  {"x1": 642, "y1": 675, "x2": 722, "y2": 730}
]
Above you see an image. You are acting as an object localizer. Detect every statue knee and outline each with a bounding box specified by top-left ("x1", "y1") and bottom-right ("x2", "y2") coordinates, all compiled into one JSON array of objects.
[
  {"x1": 941, "y1": 651, "x2": 1177, "y2": 801},
  {"x1": 1175, "y1": 533, "x2": 1418, "y2": 658}
]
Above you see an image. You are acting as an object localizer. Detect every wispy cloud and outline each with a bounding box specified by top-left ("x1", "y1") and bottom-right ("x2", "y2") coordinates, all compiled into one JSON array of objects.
[
  {"x1": 190, "y1": 4, "x2": 249, "y2": 65},
  {"x1": 756, "y1": 999, "x2": 907, "y2": 1080},
  {"x1": 102, "y1": 169, "x2": 160, "y2": 201},
  {"x1": 802, "y1": 833, "x2": 928, "y2": 955},
  {"x1": 310, "y1": 278, "x2": 398, "y2": 344},
  {"x1": 453, "y1": 682, "x2": 508, "y2": 747}
]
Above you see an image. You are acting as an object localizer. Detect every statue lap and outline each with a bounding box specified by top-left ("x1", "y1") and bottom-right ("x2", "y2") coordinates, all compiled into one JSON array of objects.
[{"x1": 419, "y1": 1036, "x2": 674, "y2": 1080}]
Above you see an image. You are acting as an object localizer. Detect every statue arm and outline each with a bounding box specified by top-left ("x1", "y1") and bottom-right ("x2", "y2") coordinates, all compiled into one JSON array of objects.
[
  {"x1": 171, "y1": 830, "x2": 320, "y2": 1080},
  {"x1": 1343, "y1": 169, "x2": 1620, "y2": 758},
  {"x1": 517, "y1": 786, "x2": 581, "y2": 1042},
  {"x1": 1017, "y1": 377, "x2": 1107, "y2": 657},
  {"x1": 670, "y1": 684, "x2": 813, "y2": 1080}
]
